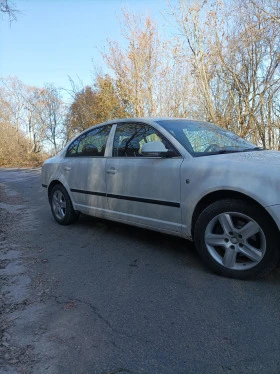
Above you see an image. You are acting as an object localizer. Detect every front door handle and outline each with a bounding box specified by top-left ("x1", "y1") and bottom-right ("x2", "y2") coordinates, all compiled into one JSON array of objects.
[{"x1": 64, "y1": 167, "x2": 71, "y2": 171}]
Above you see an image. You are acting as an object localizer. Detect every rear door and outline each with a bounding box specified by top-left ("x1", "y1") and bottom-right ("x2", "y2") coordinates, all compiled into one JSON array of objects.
[
  {"x1": 106, "y1": 123, "x2": 183, "y2": 233},
  {"x1": 61, "y1": 125, "x2": 112, "y2": 216}
]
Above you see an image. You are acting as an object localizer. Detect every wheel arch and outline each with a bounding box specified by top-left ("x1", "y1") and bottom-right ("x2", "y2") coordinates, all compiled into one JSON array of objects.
[
  {"x1": 191, "y1": 190, "x2": 279, "y2": 238},
  {"x1": 47, "y1": 180, "x2": 64, "y2": 203}
]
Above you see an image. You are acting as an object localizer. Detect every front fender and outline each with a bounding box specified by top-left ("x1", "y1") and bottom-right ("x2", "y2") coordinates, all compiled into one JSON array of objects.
[{"x1": 180, "y1": 157, "x2": 280, "y2": 236}]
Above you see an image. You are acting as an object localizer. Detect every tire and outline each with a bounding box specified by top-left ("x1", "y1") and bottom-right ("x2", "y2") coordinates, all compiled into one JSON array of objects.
[
  {"x1": 194, "y1": 199, "x2": 279, "y2": 280},
  {"x1": 50, "y1": 184, "x2": 78, "y2": 225}
]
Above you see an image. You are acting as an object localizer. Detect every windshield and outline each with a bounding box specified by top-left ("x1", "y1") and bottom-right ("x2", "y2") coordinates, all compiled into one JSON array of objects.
[{"x1": 156, "y1": 120, "x2": 260, "y2": 157}]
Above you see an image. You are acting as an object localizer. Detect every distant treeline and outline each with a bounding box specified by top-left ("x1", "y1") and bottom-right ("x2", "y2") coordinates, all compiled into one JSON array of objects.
[{"x1": 1, "y1": 0, "x2": 279, "y2": 166}]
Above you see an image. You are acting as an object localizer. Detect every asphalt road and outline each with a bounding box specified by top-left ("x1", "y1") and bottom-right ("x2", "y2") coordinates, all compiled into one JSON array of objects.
[{"x1": 0, "y1": 168, "x2": 279, "y2": 374}]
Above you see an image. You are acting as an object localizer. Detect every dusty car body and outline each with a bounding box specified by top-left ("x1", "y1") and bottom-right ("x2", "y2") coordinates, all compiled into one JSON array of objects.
[{"x1": 42, "y1": 118, "x2": 280, "y2": 279}]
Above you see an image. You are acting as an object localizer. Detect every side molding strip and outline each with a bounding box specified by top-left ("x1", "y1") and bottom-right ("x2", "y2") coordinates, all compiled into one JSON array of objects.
[
  {"x1": 70, "y1": 188, "x2": 180, "y2": 208},
  {"x1": 71, "y1": 188, "x2": 106, "y2": 197}
]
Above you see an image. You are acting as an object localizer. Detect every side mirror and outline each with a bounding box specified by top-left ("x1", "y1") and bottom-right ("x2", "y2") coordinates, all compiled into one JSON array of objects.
[{"x1": 141, "y1": 141, "x2": 175, "y2": 158}]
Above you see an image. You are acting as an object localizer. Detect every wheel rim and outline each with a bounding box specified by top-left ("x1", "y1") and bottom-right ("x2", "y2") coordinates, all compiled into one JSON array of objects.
[
  {"x1": 205, "y1": 212, "x2": 266, "y2": 270},
  {"x1": 52, "y1": 190, "x2": 67, "y2": 220}
]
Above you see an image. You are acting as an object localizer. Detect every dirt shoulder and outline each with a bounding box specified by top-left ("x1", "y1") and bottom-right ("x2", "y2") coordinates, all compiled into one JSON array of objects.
[{"x1": 0, "y1": 183, "x2": 37, "y2": 373}]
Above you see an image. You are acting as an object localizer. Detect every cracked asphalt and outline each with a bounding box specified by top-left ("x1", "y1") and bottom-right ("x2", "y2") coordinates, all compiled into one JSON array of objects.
[{"x1": 0, "y1": 168, "x2": 280, "y2": 374}]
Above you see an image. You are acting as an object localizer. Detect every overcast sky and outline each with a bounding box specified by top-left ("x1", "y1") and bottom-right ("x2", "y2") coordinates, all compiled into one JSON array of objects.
[{"x1": 1, "y1": 0, "x2": 171, "y2": 95}]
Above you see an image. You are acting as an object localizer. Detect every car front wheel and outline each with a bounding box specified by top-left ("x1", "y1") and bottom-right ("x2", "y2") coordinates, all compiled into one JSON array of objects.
[
  {"x1": 50, "y1": 184, "x2": 78, "y2": 225},
  {"x1": 194, "y1": 199, "x2": 279, "y2": 280}
]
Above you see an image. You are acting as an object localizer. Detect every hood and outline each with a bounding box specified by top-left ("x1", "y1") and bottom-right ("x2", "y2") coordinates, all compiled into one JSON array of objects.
[
  {"x1": 186, "y1": 149, "x2": 280, "y2": 207},
  {"x1": 208, "y1": 150, "x2": 280, "y2": 166}
]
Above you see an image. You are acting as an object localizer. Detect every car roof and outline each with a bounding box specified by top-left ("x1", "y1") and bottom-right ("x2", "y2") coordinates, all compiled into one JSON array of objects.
[
  {"x1": 67, "y1": 117, "x2": 209, "y2": 144},
  {"x1": 86, "y1": 117, "x2": 206, "y2": 129}
]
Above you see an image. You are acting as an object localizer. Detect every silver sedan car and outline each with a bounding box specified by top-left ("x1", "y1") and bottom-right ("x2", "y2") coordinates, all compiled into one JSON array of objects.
[{"x1": 42, "y1": 118, "x2": 280, "y2": 280}]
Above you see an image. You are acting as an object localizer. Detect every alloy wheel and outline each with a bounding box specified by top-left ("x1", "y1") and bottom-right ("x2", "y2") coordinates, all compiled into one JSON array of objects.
[
  {"x1": 205, "y1": 212, "x2": 266, "y2": 270},
  {"x1": 52, "y1": 190, "x2": 67, "y2": 220}
]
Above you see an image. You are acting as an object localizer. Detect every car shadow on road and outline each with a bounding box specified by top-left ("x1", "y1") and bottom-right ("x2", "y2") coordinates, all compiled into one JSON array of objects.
[
  {"x1": 52, "y1": 213, "x2": 280, "y2": 283},
  {"x1": 76, "y1": 213, "x2": 200, "y2": 259}
]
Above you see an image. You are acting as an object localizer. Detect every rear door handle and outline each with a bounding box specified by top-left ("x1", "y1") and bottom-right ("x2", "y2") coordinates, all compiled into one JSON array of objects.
[
  {"x1": 106, "y1": 167, "x2": 116, "y2": 175},
  {"x1": 64, "y1": 167, "x2": 71, "y2": 171}
]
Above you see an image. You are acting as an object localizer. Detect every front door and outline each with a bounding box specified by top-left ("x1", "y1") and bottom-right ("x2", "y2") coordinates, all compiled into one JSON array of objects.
[{"x1": 106, "y1": 123, "x2": 183, "y2": 233}]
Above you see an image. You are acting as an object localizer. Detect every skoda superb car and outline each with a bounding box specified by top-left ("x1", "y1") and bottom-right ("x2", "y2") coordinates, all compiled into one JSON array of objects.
[{"x1": 42, "y1": 118, "x2": 280, "y2": 280}]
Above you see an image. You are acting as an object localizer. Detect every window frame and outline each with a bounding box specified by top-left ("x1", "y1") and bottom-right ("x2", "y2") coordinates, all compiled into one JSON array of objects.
[
  {"x1": 111, "y1": 122, "x2": 181, "y2": 158},
  {"x1": 65, "y1": 124, "x2": 113, "y2": 158}
]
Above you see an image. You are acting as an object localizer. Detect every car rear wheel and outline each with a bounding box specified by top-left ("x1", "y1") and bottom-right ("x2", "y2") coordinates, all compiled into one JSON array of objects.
[
  {"x1": 50, "y1": 184, "x2": 78, "y2": 225},
  {"x1": 194, "y1": 199, "x2": 279, "y2": 280}
]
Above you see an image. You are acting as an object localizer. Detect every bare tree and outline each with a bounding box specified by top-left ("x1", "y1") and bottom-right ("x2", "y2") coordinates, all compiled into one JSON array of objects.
[
  {"x1": 32, "y1": 84, "x2": 66, "y2": 154},
  {"x1": 0, "y1": 77, "x2": 67, "y2": 157},
  {"x1": 249, "y1": 0, "x2": 280, "y2": 26},
  {"x1": 102, "y1": 9, "x2": 198, "y2": 119},
  {"x1": 0, "y1": 77, "x2": 27, "y2": 146},
  {"x1": 0, "y1": 0, "x2": 19, "y2": 22},
  {"x1": 0, "y1": 78, "x2": 44, "y2": 165},
  {"x1": 103, "y1": 11, "x2": 168, "y2": 117},
  {"x1": 171, "y1": 0, "x2": 280, "y2": 148}
]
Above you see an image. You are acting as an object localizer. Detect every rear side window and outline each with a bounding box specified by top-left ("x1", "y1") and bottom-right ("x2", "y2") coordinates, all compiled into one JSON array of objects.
[
  {"x1": 66, "y1": 125, "x2": 112, "y2": 157},
  {"x1": 66, "y1": 138, "x2": 80, "y2": 156}
]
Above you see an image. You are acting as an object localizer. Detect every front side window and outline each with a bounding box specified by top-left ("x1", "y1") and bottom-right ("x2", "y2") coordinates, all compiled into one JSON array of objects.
[
  {"x1": 113, "y1": 123, "x2": 175, "y2": 157},
  {"x1": 66, "y1": 125, "x2": 112, "y2": 157}
]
